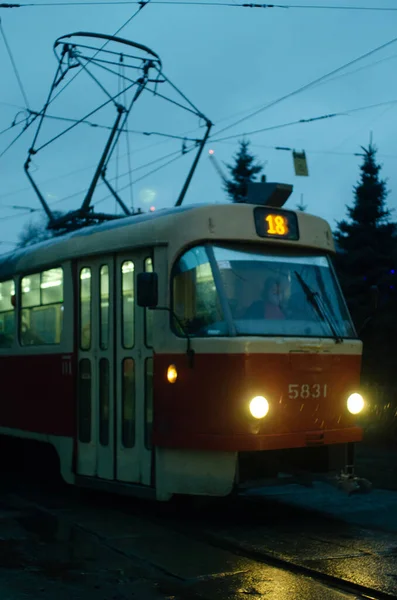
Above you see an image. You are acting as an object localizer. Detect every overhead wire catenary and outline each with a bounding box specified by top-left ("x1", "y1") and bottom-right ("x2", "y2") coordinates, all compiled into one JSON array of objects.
[
  {"x1": 210, "y1": 34, "x2": 397, "y2": 140},
  {"x1": 210, "y1": 98, "x2": 397, "y2": 143},
  {"x1": 2, "y1": 0, "x2": 396, "y2": 222},
  {"x1": 0, "y1": 18, "x2": 30, "y2": 109},
  {"x1": 2, "y1": 2, "x2": 397, "y2": 11}
]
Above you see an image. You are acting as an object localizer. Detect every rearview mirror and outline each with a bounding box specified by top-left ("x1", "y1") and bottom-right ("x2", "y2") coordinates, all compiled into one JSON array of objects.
[{"x1": 137, "y1": 272, "x2": 158, "y2": 308}]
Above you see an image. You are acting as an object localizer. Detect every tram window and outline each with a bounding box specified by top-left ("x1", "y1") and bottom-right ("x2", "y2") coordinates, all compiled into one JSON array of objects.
[
  {"x1": 41, "y1": 269, "x2": 63, "y2": 304},
  {"x1": 122, "y1": 358, "x2": 135, "y2": 448},
  {"x1": 212, "y1": 245, "x2": 355, "y2": 339},
  {"x1": 145, "y1": 257, "x2": 153, "y2": 347},
  {"x1": 80, "y1": 268, "x2": 92, "y2": 351},
  {"x1": 100, "y1": 265, "x2": 109, "y2": 350},
  {"x1": 0, "y1": 280, "x2": 15, "y2": 348},
  {"x1": 78, "y1": 358, "x2": 92, "y2": 443},
  {"x1": 145, "y1": 357, "x2": 153, "y2": 450},
  {"x1": 122, "y1": 261, "x2": 134, "y2": 349},
  {"x1": 99, "y1": 358, "x2": 110, "y2": 446},
  {"x1": 21, "y1": 273, "x2": 40, "y2": 307},
  {"x1": 21, "y1": 267, "x2": 63, "y2": 346},
  {"x1": 172, "y1": 245, "x2": 225, "y2": 336}
]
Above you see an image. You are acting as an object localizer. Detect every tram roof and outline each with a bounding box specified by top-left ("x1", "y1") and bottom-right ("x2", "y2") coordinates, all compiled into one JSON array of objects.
[{"x1": 0, "y1": 203, "x2": 334, "y2": 279}]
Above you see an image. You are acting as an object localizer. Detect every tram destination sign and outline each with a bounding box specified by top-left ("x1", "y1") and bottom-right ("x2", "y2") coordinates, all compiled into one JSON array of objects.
[{"x1": 254, "y1": 207, "x2": 299, "y2": 241}]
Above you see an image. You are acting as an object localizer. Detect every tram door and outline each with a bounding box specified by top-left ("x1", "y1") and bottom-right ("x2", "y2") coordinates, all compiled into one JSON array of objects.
[{"x1": 76, "y1": 251, "x2": 154, "y2": 486}]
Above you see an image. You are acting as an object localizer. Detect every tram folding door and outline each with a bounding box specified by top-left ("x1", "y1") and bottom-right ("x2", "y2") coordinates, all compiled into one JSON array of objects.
[{"x1": 76, "y1": 252, "x2": 153, "y2": 486}]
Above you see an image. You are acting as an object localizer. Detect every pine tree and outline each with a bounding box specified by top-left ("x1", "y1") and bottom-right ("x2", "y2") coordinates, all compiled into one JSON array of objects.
[
  {"x1": 335, "y1": 143, "x2": 395, "y2": 304},
  {"x1": 334, "y1": 143, "x2": 397, "y2": 383},
  {"x1": 224, "y1": 140, "x2": 263, "y2": 203}
]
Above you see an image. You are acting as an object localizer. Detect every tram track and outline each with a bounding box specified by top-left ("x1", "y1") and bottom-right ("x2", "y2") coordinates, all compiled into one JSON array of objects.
[
  {"x1": 140, "y1": 496, "x2": 397, "y2": 600},
  {"x1": 189, "y1": 528, "x2": 395, "y2": 600},
  {"x1": 6, "y1": 480, "x2": 397, "y2": 600}
]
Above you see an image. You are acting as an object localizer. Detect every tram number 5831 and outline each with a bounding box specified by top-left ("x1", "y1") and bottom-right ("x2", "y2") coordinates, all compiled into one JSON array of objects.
[{"x1": 288, "y1": 383, "x2": 327, "y2": 399}]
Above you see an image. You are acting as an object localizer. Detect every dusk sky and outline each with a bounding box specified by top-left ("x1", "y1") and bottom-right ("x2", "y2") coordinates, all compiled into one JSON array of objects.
[{"x1": 1, "y1": 0, "x2": 397, "y2": 249}]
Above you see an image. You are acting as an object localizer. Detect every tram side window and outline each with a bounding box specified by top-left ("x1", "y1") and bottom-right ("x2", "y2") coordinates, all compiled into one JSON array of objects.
[
  {"x1": 122, "y1": 261, "x2": 134, "y2": 349},
  {"x1": 80, "y1": 268, "x2": 92, "y2": 351},
  {"x1": 172, "y1": 246, "x2": 224, "y2": 336},
  {"x1": 100, "y1": 265, "x2": 109, "y2": 350},
  {"x1": 145, "y1": 257, "x2": 153, "y2": 347},
  {"x1": 122, "y1": 358, "x2": 135, "y2": 448},
  {"x1": 20, "y1": 268, "x2": 63, "y2": 346},
  {"x1": 0, "y1": 280, "x2": 15, "y2": 348}
]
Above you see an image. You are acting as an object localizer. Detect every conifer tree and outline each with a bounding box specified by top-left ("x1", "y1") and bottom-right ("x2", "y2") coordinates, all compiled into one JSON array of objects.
[
  {"x1": 224, "y1": 140, "x2": 263, "y2": 203},
  {"x1": 334, "y1": 143, "x2": 397, "y2": 383}
]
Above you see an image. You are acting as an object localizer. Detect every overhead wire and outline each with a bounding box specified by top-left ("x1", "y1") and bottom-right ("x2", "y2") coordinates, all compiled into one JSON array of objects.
[
  {"x1": 2, "y1": 2, "x2": 397, "y2": 11},
  {"x1": 27, "y1": 110, "x2": 200, "y2": 141},
  {"x1": 210, "y1": 34, "x2": 397, "y2": 140},
  {"x1": 0, "y1": 18, "x2": 39, "y2": 159},
  {"x1": 0, "y1": 209, "x2": 39, "y2": 223},
  {"x1": 0, "y1": 119, "x2": 34, "y2": 159},
  {"x1": 2, "y1": 95, "x2": 396, "y2": 208},
  {"x1": 210, "y1": 98, "x2": 397, "y2": 143},
  {"x1": 223, "y1": 141, "x2": 397, "y2": 159},
  {"x1": 0, "y1": 18, "x2": 30, "y2": 109},
  {"x1": 2, "y1": 0, "x2": 396, "y2": 221},
  {"x1": 2, "y1": 42, "x2": 389, "y2": 200},
  {"x1": 0, "y1": 120, "x2": 23, "y2": 137}
]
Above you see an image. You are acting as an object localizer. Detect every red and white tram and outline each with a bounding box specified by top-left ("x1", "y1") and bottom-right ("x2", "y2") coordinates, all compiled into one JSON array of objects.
[{"x1": 0, "y1": 202, "x2": 365, "y2": 500}]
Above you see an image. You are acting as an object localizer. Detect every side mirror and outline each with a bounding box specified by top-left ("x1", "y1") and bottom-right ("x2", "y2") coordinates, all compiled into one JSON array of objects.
[
  {"x1": 370, "y1": 285, "x2": 379, "y2": 312},
  {"x1": 137, "y1": 272, "x2": 158, "y2": 308}
]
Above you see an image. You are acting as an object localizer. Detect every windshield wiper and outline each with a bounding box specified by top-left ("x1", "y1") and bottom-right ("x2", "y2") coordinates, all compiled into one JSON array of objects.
[{"x1": 294, "y1": 271, "x2": 343, "y2": 343}]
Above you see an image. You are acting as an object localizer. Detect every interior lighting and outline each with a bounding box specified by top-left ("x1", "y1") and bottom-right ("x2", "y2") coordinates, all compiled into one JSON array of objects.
[
  {"x1": 41, "y1": 280, "x2": 62, "y2": 288},
  {"x1": 122, "y1": 262, "x2": 134, "y2": 273}
]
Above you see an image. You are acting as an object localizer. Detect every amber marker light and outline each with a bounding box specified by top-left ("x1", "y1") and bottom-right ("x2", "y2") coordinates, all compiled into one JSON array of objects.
[
  {"x1": 347, "y1": 393, "x2": 364, "y2": 415},
  {"x1": 249, "y1": 396, "x2": 269, "y2": 419},
  {"x1": 167, "y1": 365, "x2": 178, "y2": 384}
]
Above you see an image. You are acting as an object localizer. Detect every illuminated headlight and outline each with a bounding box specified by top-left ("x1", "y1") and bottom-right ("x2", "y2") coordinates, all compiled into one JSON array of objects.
[
  {"x1": 249, "y1": 396, "x2": 269, "y2": 419},
  {"x1": 347, "y1": 393, "x2": 364, "y2": 415}
]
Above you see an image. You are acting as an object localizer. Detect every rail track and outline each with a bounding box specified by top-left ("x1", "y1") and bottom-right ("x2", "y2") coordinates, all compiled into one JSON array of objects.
[
  {"x1": 142, "y1": 495, "x2": 397, "y2": 600},
  {"x1": 5, "y1": 476, "x2": 396, "y2": 600}
]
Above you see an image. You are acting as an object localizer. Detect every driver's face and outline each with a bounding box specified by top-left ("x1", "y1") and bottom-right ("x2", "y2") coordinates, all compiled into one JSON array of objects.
[{"x1": 267, "y1": 284, "x2": 280, "y2": 305}]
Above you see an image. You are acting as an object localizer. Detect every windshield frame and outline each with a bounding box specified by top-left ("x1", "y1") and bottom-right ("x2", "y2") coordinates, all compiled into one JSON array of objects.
[{"x1": 170, "y1": 242, "x2": 357, "y2": 340}]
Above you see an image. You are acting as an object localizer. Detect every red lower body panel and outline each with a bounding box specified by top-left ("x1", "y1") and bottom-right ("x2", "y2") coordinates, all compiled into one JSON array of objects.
[
  {"x1": 0, "y1": 353, "x2": 75, "y2": 437},
  {"x1": 153, "y1": 352, "x2": 363, "y2": 451}
]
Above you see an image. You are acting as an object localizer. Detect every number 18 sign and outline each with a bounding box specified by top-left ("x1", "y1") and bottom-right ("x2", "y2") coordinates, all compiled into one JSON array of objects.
[{"x1": 254, "y1": 207, "x2": 299, "y2": 240}]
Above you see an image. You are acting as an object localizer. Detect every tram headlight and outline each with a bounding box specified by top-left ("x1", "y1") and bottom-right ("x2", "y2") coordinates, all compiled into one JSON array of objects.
[
  {"x1": 249, "y1": 396, "x2": 269, "y2": 419},
  {"x1": 167, "y1": 365, "x2": 178, "y2": 384},
  {"x1": 347, "y1": 393, "x2": 364, "y2": 415}
]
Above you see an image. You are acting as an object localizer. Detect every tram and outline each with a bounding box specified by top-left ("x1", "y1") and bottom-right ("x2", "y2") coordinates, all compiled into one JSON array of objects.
[{"x1": 0, "y1": 202, "x2": 365, "y2": 500}]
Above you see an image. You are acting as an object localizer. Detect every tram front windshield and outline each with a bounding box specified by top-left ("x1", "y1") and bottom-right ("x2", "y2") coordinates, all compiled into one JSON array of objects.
[{"x1": 172, "y1": 244, "x2": 355, "y2": 339}]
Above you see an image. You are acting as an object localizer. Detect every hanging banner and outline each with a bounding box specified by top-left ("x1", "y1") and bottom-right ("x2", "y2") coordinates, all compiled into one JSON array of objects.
[{"x1": 293, "y1": 150, "x2": 309, "y2": 177}]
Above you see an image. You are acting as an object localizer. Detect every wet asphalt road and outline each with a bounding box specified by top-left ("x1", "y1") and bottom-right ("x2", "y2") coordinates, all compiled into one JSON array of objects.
[{"x1": 0, "y1": 475, "x2": 374, "y2": 600}]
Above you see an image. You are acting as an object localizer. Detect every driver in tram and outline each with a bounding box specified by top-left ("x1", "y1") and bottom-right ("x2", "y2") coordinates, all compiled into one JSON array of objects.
[{"x1": 244, "y1": 277, "x2": 286, "y2": 320}]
